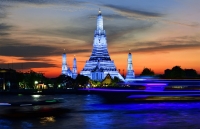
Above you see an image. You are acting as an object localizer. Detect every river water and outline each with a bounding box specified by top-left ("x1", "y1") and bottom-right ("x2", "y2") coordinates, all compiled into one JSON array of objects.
[{"x1": 0, "y1": 94, "x2": 200, "y2": 129}]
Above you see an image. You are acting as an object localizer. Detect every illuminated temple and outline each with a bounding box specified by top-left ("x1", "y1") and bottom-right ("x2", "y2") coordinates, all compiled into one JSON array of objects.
[
  {"x1": 125, "y1": 52, "x2": 135, "y2": 82},
  {"x1": 61, "y1": 51, "x2": 77, "y2": 79},
  {"x1": 80, "y1": 9, "x2": 124, "y2": 81}
]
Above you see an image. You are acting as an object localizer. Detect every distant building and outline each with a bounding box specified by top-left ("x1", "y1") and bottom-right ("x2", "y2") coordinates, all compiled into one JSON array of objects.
[
  {"x1": 0, "y1": 68, "x2": 18, "y2": 90},
  {"x1": 101, "y1": 73, "x2": 113, "y2": 86},
  {"x1": 80, "y1": 9, "x2": 124, "y2": 81},
  {"x1": 125, "y1": 52, "x2": 135, "y2": 82}
]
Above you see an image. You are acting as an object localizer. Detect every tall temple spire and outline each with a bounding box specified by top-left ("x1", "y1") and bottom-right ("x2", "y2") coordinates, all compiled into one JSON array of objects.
[
  {"x1": 61, "y1": 50, "x2": 72, "y2": 77},
  {"x1": 80, "y1": 9, "x2": 124, "y2": 81},
  {"x1": 97, "y1": 9, "x2": 103, "y2": 31},
  {"x1": 125, "y1": 52, "x2": 135, "y2": 82},
  {"x1": 72, "y1": 55, "x2": 77, "y2": 79},
  {"x1": 62, "y1": 52, "x2": 67, "y2": 74}
]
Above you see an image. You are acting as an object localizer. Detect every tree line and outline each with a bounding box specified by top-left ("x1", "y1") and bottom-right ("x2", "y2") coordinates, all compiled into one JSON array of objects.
[
  {"x1": 140, "y1": 66, "x2": 200, "y2": 79},
  {"x1": 1, "y1": 66, "x2": 199, "y2": 90}
]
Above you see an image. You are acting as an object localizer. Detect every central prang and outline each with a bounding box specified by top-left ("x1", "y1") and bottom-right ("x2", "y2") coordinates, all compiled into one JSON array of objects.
[{"x1": 80, "y1": 9, "x2": 125, "y2": 81}]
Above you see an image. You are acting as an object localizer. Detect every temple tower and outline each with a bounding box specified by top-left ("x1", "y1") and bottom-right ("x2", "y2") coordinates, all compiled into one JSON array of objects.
[
  {"x1": 72, "y1": 55, "x2": 77, "y2": 79},
  {"x1": 125, "y1": 52, "x2": 135, "y2": 82},
  {"x1": 62, "y1": 50, "x2": 67, "y2": 75},
  {"x1": 61, "y1": 50, "x2": 72, "y2": 77},
  {"x1": 80, "y1": 9, "x2": 124, "y2": 81}
]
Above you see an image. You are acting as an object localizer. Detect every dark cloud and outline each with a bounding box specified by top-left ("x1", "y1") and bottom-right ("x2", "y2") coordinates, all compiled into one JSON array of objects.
[
  {"x1": 0, "y1": 38, "x2": 91, "y2": 57},
  {"x1": 0, "y1": 23, "x2": 12, "y2": 30},
  {"x1": 0, "y1": 62, "x2": 57, "y2": 70},
  {"x1": 3, "y1": 0, "x2": 86, "y2": 5},
  {"x1": 133, "y1": 42, "x2": 162, "y2": 47},
  {"x1": 108, "y1": 41, "x2": 162, "y2": 52},
  {"x1": 31, "y1": 26, "x2": 95, "y2": 45},
  {"x1": 0, "y1": 32, "x2": 10, "y2": 36},
  {"x1": 106, "y1": 21, "x2": 154, "y2": 43},
  {"x1": 131, "y1": 42, "x2": 200, "y2": 53},
  {"x1": 103, "y1": 5, "x2": 198, "y2": 28},
  {"x1": 0, "y1": 23, "x2": 13, "y2": 36},
  {"x1": 18, "y1": 57, "x2": 53, "y2": 62},
  {"x1": 163, "y1": 19, "x2": 199, "y2": 27},
  {"x1": 109, "y1": 36, "x2": 200, "y2": 54},
  {"x1": 5, "y1": 0, "x2": 47, "y2": 4},
  {"x1": 65, "y1": 49, "x2": 91, "y2": 54},
  {"x1": 88, "y1": 14, "x2": 125, "y2": 20},
  {"x1": 0, "y1": 44, "x2": 59, "y2": 57},
  {"x1": 104, "y1": 4, "x2": 163, "y2": 18},
  {"x1": 0, "y1": 3, "x2": 7, "y2": 18},
  {"x1": 32, "y1": 26, "x2": 115, "y2": 46}
]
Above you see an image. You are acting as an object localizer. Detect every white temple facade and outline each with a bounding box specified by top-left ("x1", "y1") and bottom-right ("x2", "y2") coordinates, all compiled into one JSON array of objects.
[
  {"x1": 125, "y1": 52, "x2": 135, "y2": 82},
  {"x1": 91, "y1": 60, "x2": 104, "y2": 81},
  {"x1": 80, "y1": 9, "x2": 124, "y2": 81}
]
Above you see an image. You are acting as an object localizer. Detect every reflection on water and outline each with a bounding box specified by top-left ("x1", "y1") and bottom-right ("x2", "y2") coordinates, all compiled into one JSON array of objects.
[
  {"x1": 21, "y1": 122, "x2": 33, "y2": 129},
  {"x1": 40, "y1": 116, "x2": 55, "y2": 125},
  {"x1": 1, "y1": 94, "x2": 200, "y2": 129},
  {"x1": 0, "y1": 119, "x2": 12, "y2": 129}
]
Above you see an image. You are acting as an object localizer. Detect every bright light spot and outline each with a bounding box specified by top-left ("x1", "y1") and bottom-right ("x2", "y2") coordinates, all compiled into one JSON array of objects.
[
  {"x1": 0, "y1": 103, "x2": 11, "y2": 106},
  {"x1": 35, "y1": 81, "x2": 38, "y2": 84},
  {"x1": 40, "y1": 116, "x2": 55, "y2": 124},
  {"x1": 31, "y1": 95, "x2": 41, "y2": 98},
  {"x1": 146, "y1": 83, "x2": 167, "y2": 86}
]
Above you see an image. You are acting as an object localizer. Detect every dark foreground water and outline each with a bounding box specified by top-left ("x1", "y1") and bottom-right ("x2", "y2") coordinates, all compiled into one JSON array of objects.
[{"x1": 1, "y1": 94, "x2": 200, "y2": 129}]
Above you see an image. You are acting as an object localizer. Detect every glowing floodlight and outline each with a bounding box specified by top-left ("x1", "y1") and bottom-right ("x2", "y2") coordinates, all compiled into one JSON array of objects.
[
  {"x1": 0, "y1": 103, "x2": 11, "y2": 106},
  {"x1": 145, "y1": 83, "x2": 167, "y2": 86}
]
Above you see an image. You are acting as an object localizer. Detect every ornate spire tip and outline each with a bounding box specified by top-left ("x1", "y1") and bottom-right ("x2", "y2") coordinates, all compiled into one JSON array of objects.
[{"x1": 99, "y1": 8, "x2": 101, "y2": 14}]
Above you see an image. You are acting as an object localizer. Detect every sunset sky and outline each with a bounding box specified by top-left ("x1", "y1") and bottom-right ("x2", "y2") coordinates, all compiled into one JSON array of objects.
[{"x1": 0, "y1": 0, "x2": 200, "y2": 78}]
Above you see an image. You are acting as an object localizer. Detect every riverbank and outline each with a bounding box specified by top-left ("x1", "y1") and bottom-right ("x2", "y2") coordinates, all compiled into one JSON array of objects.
[
  {"x1": 1, "y1": 86, "x2": 200, "y2": 95},
  {"x1": 0, "y1": 89, "x2": 78, "y2": 95}
]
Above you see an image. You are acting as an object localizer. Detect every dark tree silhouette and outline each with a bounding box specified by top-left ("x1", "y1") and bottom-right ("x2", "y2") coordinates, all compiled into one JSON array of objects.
[
  {"x1": 22, "y1": 70, "x2": 44, "y2": 89},
  {"x1": 163, "y1": 66, "x2": 199, "y2": 79},
  {"x1": 164, "y1": 69, "x2": 171, "y2": 78},
  {"x1": 75, "y1": 74, "x2": 90, "y2": 86},
  {"x1": 54, "y1": 74, "x2": 75, "y2": 88},
  {"x1": 110, "y1": 76, "x2": 121, "y2": 86},
  {"x1": 140, "y1": 68, "x2": 155, "y2": 76},
  {"x1": 184, "y1": 69, "x2": 198, "y2": 78},
  {"x1": 170, "y1": 66, "x2": 185, "y2": 79}
]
